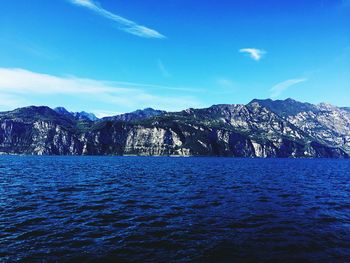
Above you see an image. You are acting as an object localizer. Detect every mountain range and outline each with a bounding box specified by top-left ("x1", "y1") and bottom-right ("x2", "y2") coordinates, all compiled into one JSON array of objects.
[{"x1": 0, "y1": 98, "x2": 349, "y2": 157}]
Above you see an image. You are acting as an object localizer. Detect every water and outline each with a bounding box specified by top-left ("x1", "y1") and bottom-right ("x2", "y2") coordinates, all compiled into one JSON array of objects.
[{"x1": 0, "y1": 156, "x2": 350, "y2": 262}]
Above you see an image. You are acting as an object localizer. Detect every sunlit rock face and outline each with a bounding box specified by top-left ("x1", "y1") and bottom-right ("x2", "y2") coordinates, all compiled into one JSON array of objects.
[
  {"x1": 252, "y1": 99, "x2": 350, "y2": 155},
  {"x1": 0, "y1": 100, "x2": 348, "y2": 158}
]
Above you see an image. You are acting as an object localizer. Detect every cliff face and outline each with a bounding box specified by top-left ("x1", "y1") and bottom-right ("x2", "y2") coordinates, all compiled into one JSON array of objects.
[
  {"x1": 252, "y1": 99, "x2": 350, "y2": 154},
  {"x1": 0, "y1": 100, "x2": 349, "y2": 158},
  {"x1": 0, "y1": 106, "x2": 94, "y2": 155}
]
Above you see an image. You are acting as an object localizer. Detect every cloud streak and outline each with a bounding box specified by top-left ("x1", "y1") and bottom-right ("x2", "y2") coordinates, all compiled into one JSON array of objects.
[
  {"x1": 217, "y1": 78, "x2": 236, "y2": 89},
  {"x1": 157, "y1": 60, "x2": 171, "y2": 78},
  {"x1": 69, "y1": 0, "x2": 165, "y2": 39},
  {"x1": 239, "y1": 48, "x2": 266, "y2": 61},
  {"x1": 0, "y1": 68, "x2": 203, "y2": 114},
  {"x1": 270, "y1": 78, "x2": 307, "y2": 98}
]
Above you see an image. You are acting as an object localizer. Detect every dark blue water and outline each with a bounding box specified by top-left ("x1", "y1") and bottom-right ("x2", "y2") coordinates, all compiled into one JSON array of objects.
[{"x1": 0, "y1": 157, "x2": 350, "y2": 262}]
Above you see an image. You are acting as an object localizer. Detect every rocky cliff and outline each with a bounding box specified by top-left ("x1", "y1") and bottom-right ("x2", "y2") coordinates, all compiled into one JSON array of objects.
[{"x1": 0, "y1": 99, "x2": 349, "y2": 157}]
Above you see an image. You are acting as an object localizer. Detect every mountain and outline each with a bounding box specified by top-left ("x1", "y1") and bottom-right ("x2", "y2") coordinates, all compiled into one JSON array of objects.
[
  {"x1": 54, "y1": 107, "x2": 72, "y2": 117},
  {"x1": 250, "y1": 98, "x2": 317, "y2": 117},
  {"x1": 103, "y1": 108, "x2": 166, "y2": 122},
  {"x1": 0, "y1": 99, "x2": 349, "y2": 157},
  {"x1": 251, "y1": 99, "x2": 350, "y2": 154},
  {"x1": 341, "y1": 107, "x2": 350, "y2": 113},
  {"x1": 72, "y1": 111, "x2": 98, "y2": 121},
  {"x1": 54, "y1": 107, "x2": 98, "y2": 121}
]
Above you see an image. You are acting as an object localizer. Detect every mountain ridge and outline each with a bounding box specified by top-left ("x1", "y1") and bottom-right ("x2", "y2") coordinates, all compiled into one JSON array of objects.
[
  {"x1": 0, "y1": 99, "x2": 349, "y2": 157},
  {"x1": 54, "y1": 107, "x2": 98, "y2": 122}
]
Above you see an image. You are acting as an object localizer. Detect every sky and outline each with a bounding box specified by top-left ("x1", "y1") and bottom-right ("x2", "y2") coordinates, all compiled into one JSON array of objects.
[{"x1": 0, "y1": 0, "x2": 349, "y2": 116}]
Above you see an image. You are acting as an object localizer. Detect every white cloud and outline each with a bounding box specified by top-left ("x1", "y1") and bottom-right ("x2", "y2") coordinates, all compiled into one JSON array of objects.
[
  {"x1": 69, "y1": 0, "x2": 165, "y2": 39},
  {"x1": 239, "y1": 48, "x2": 266, "y2": 61},
  {"x1": 0, "y1": 68, "x2": 203, "y2": 112},
  {"x1": 270, "y1": 78, "x2": 307, "y2": 98}
]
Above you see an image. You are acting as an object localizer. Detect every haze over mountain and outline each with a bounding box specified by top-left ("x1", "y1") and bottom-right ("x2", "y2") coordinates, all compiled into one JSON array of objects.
[{"x1": 0, "y1": 98, "x2": 348, "y2": 158}]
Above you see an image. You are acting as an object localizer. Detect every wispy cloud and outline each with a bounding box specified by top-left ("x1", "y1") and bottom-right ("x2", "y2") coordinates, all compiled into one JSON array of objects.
[
  {"x1": 69, "y1": 0, "x2": 165, "y2": 39},
  {"x1": 270, "y1": 78, "x2": 307, "y2": 98},
  {"x1": 108, "y1": 81, "x2": 202, "y2": 93},
  {"x1": 157, "y1": 60, "x2": 171, "y2": 78},
  {"x1": 239, "y1": 48, "x2": 266, "y2": 61},
  {"x1": 0, "y1": 68, "x2": 203, "y2": 113},
  {"x1": 217, "y1": 78, "x2": 236, "y2": 89}
]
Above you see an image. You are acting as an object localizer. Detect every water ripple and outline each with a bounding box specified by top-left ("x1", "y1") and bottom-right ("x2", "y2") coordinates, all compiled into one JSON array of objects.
[{"x1": 0, "y1": 156, "x2": 350, "y2": 262}]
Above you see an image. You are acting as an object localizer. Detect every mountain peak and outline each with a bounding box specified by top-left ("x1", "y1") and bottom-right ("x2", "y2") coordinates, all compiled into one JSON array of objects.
[
  {"x1": 72, "y1": 111, "x2": 98, "y2": 121},
  {"x1": 317, "y1": 102, "x2": 336, "y2": 111},
  {"x1": 249, "y1": 98, "x2": 317, "y2": 117},
  {"x1": 54, "y1": 107, "x2": 71, "y2": 115},
  {"x1": 104, "y1": 108, "x2": 166, "y2": 122},
  {"x1": 13, "y1": 105, "x2": 56, "y2": 116},
  {"x1": 54, "y1": 107, "x2": 98, "y2": 121}
]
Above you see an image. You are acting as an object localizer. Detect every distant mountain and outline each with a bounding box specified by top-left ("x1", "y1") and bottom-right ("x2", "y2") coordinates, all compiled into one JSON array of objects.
[
  {"x1": 250, "y1": 98, "x2": 317, "y2": 117},
  {"x1": 54, "y1": 107, "x2": 71, "y2": 116},
  {"x1": 0, "y1": 99, "x2": 349, "y2": 157},
  {"x1": 341, "y1": 107, "x2": 350, "y2": 113},
  {"x1": 54, "y1": 107, "x2": 98, "y2": 121},
  {"x1": 72, "y1": 111, "x2": 98, "y2": 121},
  {"x1": 103, "y1": 108, "x2": 166, "y2": 122}
]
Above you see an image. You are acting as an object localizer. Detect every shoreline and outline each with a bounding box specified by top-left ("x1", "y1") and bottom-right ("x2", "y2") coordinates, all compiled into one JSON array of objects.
[{"x1": 0, "y1": 153, "x2": 348, "y2": 159}]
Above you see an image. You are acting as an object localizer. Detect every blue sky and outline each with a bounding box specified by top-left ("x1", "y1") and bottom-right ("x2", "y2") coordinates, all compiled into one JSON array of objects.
[{"x1": 0, "y1": 0, "x2": 349, "y2": 116}]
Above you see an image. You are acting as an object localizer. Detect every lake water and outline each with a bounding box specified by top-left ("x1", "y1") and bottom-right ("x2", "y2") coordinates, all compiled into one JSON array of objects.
[{"x1": 0, "y1": 156, "x2": 350, "y2": 262}]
